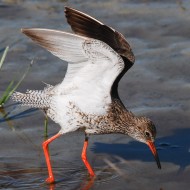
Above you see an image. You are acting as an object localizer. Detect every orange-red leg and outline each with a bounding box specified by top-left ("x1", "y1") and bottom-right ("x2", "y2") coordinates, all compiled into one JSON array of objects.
[
  {"x1": 42, "y1": 133, "x2": 61, "y2": 183},
  {"x1": 81, "y1": 136, "x2": 95, "y2": 176}
]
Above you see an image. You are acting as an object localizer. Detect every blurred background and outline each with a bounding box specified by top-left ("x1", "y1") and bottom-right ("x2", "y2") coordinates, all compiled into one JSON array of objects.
[{"x1": 0, "y1": 0, "x2": 190, "y2": 189}]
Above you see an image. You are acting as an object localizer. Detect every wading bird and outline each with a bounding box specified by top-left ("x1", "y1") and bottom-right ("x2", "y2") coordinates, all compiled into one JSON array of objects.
[{"x1": 12, "y1": 7, "x2": 161, "y2": 183}]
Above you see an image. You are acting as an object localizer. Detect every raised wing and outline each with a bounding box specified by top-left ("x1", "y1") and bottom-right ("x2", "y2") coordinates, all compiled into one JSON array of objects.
[
  {"x1": 21, "y1": 28, "x2": 124, "y2": 114},
  {"x1": 65, "y1": 7, "x2": 135, "y2": 99},
  {"x1": 65, "y1": 7, "x2": 135, "y2": 64}
]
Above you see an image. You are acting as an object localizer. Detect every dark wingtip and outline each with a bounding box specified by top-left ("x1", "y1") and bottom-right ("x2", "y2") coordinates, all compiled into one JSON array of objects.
[
  {"x1": 65, "y1": 6, "x2": 71, "y2": 10},
  {"x1": 21, "y1": 28, "x2": 35, "y2": 39},
  {"x1": 64, "y1": 6, "x2": 75, "y2": 20},
  {"x1": 20, "y1": 28, "x2": 44, "y2": 44},
  {"x1": 64, "y1": 6, "x2": 69, "y2": 12},
  {"x1": 21, "y1": 28, "x2": 32, "y2": 35},
  {"x1": 21, "y1": 28, "x2": 26, "y2": 33},
  {"x1": 64, "y1": 6, "x2": 76, "y2": 14}
]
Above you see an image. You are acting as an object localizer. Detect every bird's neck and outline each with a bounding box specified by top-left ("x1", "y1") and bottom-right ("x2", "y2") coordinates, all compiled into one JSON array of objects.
[{"x1": 102, "y1": 99, "x2": 136, "y2": 135}]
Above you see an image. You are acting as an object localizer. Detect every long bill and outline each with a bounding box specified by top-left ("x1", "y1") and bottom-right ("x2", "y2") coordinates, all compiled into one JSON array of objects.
[{"x1": 147, "y1": 141, "x2": 161, "y2": 169}]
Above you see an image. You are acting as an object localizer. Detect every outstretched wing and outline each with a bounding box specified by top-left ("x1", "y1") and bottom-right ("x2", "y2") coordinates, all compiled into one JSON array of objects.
[
  {"x1": 65, "y1": 7, "x2": 135, "y2": 99},
  {"x1": 21, "y1": 28, "x2": 124, "y2": 114}
]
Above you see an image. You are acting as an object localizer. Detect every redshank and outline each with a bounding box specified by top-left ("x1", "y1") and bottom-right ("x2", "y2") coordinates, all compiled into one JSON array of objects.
[{"x1": 12, "y1": 7, "x2": 161, "y2": 183}]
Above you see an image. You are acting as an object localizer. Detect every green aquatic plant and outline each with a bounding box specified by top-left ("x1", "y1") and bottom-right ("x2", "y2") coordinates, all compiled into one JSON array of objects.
[
  {"x1": 0, "y1": 46, "x2": 49, "y2": 137},
  {"x1": 0, "y1": 47, "x2": 32, "y2": 107},
  {"x1": 0, "y1": 46, "x2": 9, "y2": 70},
  {"x1": 0, "y1": 46, "x2": 49, "y2": 143},
  {"x1": 44, "y1": 113, "x2": 49, "y2": 139}
]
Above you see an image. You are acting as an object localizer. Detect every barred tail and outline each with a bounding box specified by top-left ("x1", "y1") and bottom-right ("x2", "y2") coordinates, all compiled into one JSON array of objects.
[{"x1": 11, "y1": 90, "x2": 51, "y2": 109}]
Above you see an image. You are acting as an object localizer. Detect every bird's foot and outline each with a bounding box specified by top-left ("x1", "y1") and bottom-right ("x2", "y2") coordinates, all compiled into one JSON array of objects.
[
  {"x1": 89, "y1": 170, "x2": 95, "y2": 177},
  {"x1": 45, "y1": 176, "x2": 55, "y2": 184}
]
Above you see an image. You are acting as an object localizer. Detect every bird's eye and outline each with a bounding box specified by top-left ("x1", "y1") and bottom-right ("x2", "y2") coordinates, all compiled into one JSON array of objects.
[{"x1": 145, "y1": 131, "x2": 151, "y2": 138}]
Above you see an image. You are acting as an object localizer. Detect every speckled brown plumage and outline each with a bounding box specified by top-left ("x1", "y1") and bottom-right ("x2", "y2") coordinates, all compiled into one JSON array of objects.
[{"x1": 67, "y1": 99, "x2": 154, "y2": 139}]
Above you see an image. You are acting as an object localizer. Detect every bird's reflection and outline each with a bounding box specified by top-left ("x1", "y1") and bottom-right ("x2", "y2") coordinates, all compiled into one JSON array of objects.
[
  {"x1": 80, "y1": 176, "x2": 95, "y2": 190},
  {"x1": 48, "y1": 176, "x2": 95, "y2": 190}
]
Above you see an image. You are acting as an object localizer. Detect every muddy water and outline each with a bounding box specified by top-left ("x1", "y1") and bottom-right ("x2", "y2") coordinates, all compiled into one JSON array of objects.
[{"x1": 0, "y1": 0, "x2": 190, "y2": 189}]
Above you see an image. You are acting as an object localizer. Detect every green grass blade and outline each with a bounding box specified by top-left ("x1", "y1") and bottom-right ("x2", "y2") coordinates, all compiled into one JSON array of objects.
[
  {"x1": 0, "y1": 60, "x2": 33, "y2": 106},
  {"x1": 44, "y1": 114, "x2": 48, "y2": 139},
  {"x1": 9, "y1": 60, "x2": 33, "y2": 94},
  {"x1": 0, "y1": 80, "x2": 14, "y2": 106},
  {"x1": 0, "y1": 46, "x2": 9, "y2": 70}
]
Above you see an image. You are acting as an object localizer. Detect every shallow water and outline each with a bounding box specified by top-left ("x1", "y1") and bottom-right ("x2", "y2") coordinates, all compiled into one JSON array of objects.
[{"x1": 0, "y1": 0, "x2": 190, "y2": 189}]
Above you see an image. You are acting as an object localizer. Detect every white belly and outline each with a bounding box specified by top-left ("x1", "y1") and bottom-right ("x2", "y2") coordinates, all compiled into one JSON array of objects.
[{"x1": 46, "y1": 93, "x2": 109, "y2": 134}]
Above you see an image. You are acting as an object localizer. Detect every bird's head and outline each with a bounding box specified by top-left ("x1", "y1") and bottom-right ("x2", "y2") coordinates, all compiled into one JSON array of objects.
[{"x1": 128, "y1": 116, "x2": 161, "y2": 169}]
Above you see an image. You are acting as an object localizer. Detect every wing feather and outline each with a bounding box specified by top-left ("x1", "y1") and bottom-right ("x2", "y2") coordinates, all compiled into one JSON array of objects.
[
  {"x1": 65, "y1": 7, "x2": 135, "y2": 64},
  {"x1": 22, "y1": 28, "x2": 88, "y2": 63},
  {"x1": 64, "y1": 7, "x2": 135, "y2": 100},
  {"x1": 21, "y1": 28, "x2": 124, "y2": 113}
]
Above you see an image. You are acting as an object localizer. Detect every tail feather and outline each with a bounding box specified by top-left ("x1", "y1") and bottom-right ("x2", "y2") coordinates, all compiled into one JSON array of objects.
[{"x1": 12, "y1": 90, "x2": 51, "y2": 109}]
